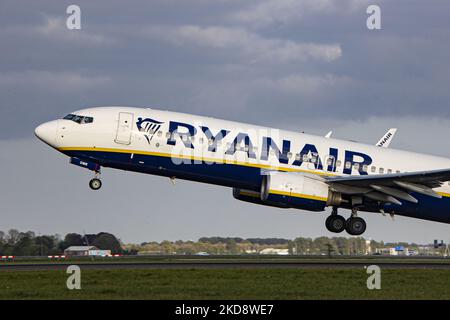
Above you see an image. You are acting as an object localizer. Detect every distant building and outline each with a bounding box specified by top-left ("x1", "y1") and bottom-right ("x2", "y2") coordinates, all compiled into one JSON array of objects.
[
  {"x1": 64, "y1": 246, "x2": 97, "y2": 256},
  {"x1": 365, "y1": 240, "x2": 372, "y2": 255},
  {"x1": 259, "y1": 248, "x2": 289, "y2": 255},
  {"x1": 194, "y1": 252, "x2": 210, "y2": 256},
  {"x1": 375, "y1": 247, "x2": 411, "y2": 256},
  {"x1": 64, "y1": 246, "x2": 111, "y2": 257},
  {"x1": 89, "y1": 249, "x2": 112, "y2": 257}
]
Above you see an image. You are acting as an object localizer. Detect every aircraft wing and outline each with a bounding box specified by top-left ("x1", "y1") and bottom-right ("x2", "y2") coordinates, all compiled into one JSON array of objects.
[{"x1": 325, "y1": 169, "x2": 450, "y2": 204}]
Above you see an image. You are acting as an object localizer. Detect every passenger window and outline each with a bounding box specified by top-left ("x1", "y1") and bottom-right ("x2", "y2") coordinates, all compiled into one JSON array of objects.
[
  {"x1": 371, "y1": 166, "x2": 376, "y2": 173},
  {"x1": 295, "y1": 154, "x2": 301, "y2": 161},
  {"x1": 387, "y1": 169, "x2": 393, "y2": 174},
  {"x1": 345, "y1": 162, "x2": 351, "y2": 169},
  {"x1": 287, "y1": 152, "x2": 292, "y2": 159},
  {"x1": 336, "y1": 160, "x2": 342, "y2": 167},
  {"x1": 157, "y1": 131, "x2": 162, "y2": 137},
  {"x1": 379, "y1": 168, "x2": 384, "y2": 174},
  {"x1": 354, "y1": 163, "x2": 360, "y2": 171},
  {"x1": 396, "y1": 170, "x2": 401, "y2": 174},
  {"x1": 362, "y1": 165, "x2": 368, "y2": 173},
  {"x1": 165, "y1": 132, "x2": 170, "y2": 138}
]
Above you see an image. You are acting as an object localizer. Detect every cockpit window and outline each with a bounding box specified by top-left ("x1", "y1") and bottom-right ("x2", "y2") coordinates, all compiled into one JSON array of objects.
[
  {"x1": 63, "y1": 114, "x2": 94, "y2": 124},
  {"x1": 63, "y1": 114, "x2": 75, "y2": 120}
]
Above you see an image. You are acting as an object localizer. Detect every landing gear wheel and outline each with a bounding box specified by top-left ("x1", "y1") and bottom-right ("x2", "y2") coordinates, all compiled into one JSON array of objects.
[
  {"x1": 345, "y1": 217, "x2": 366, "y2": 236},
  {"x1": 89, "y1": 178, "x2": 102, "y2": 190},
  {"x1": 325, "y1": 215, "x2": 346, "y2": 233}
]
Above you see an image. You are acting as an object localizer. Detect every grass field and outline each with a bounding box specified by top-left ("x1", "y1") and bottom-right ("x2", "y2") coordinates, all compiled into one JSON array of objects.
[{"x1": 0, "y1": 268, "x2": 449, "y2": 299}]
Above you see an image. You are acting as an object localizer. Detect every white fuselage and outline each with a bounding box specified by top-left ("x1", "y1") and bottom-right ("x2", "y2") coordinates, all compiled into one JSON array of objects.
[
  {"x1": 43, "y1": 106, "x2": 450, "y2": 195},
  {"x1": 34, "y1": 106, "x2": 450, "y2": 232}
]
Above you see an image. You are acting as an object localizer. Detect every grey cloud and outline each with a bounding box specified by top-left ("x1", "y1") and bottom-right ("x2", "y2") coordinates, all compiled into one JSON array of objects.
[
  {"x1": 228, "y1": 0, "x2": 368, "y2": 29},
  {"x1": 143, "y1": 25, "x2": 342, "y2": 63},
  {"x1": 2, "y1": 0, "x2": 450, "y2": 140},
  {"x1": 0, "y1": 71, "x2": 111, "y2": 93}
]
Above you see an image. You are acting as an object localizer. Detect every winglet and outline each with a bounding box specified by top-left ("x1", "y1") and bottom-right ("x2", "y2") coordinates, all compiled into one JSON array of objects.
[
  {"x1": 325, "y1": 131, "x2": 333, "y2": 139},
  {"x1": 376, "y1": 128, "x2": 397, "y2": 148}
]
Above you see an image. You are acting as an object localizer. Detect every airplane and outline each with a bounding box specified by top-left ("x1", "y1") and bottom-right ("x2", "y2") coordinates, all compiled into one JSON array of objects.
[{"x1": 35, "y1": 106, "x2": 450, "y2": 236}]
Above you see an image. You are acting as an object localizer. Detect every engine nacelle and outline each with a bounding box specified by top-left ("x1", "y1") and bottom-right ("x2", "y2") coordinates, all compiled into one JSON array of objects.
[
  {"x1": 261, "y1": 172, "x2": 342, "y2": 212},
  {"x1": 232, "y1": 188, "x2": 290, "y2": 209}
]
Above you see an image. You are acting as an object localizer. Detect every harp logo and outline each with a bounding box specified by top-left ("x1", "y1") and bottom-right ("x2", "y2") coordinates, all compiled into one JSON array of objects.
[{"x1": 136, "y1": 117, "x2": 164, "y2": 144}]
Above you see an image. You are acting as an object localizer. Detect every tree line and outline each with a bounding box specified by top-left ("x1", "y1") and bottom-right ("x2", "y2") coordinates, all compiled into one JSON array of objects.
[
  {"x1": 0, "y1": 229, "x2": 123, "y2": 256},
  {"x1": 1, "y1": 229, "x2": 424, "y2": 256},
  {"x1": 127, "y1": 237, "x2": 409, "y2": 256}
]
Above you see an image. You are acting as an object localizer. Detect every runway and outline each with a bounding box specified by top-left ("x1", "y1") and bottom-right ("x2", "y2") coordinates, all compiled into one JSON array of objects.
[{"x1": 1, "y1": 261, "x2": 449, "y2": 271}]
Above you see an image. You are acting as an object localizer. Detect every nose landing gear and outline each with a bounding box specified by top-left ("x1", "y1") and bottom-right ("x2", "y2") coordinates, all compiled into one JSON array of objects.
[
  {"x1": 89, "y1": 171, "x2": 102, "y2": 191},
  {"x1": 69, "y1": 158, "x2": 103, "y2": 191},
  {"x1": 325, "y1": 207, "x2": 367, "y2": 235},
  {"x1": 89, "y1": 178, "x2": 102, "y2": 190}
]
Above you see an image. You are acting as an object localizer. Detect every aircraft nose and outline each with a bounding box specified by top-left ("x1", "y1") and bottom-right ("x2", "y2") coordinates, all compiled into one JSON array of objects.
[{"x1": 35, "y1": 120, "x2": 58, "y2": 146}]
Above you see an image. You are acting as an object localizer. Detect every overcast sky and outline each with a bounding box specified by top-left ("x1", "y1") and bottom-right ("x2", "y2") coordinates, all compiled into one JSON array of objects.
[{"x1": 1, "y1": 0, "x2": 449, "y2": 244}]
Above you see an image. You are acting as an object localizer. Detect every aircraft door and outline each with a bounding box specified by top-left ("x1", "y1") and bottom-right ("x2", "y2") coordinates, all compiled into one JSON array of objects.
[{"x1": 115, "y1": 112, "x2": 134, "y2": 145}]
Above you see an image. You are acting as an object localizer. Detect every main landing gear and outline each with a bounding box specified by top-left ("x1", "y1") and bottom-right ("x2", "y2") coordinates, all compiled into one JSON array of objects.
[
  {"x1": 325, "y1": 207, "x2": 367, "y2": 236},
  {"x1": 325, "y1": 208, "x2": 346, "y2": 233},
  {"x1": 89, "y1": 171, "x2": 102, "y2": 191}
]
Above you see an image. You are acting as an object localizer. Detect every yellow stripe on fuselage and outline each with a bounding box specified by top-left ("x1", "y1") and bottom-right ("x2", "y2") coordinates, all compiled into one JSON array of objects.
[
  {"x1": 58, "y1": 146, "x2": 335, "y2": 177},
  {"x1": 58, "y1": 146, "x2": 450, "y2": 199}
]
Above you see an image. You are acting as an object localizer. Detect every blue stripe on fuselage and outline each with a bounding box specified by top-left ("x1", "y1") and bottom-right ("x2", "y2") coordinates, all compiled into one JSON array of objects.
[{"x1": 63, "y1": 149, "x2": 450, "y2": 224}]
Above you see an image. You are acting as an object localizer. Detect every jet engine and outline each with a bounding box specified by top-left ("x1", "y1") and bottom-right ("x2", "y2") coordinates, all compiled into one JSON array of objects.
[
  {"x1": 260, "y1": 172, "x2": 343, "y2": 212},
  {"x1": 232, "y1": 188, "x2": 290, "y2": 209}
]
